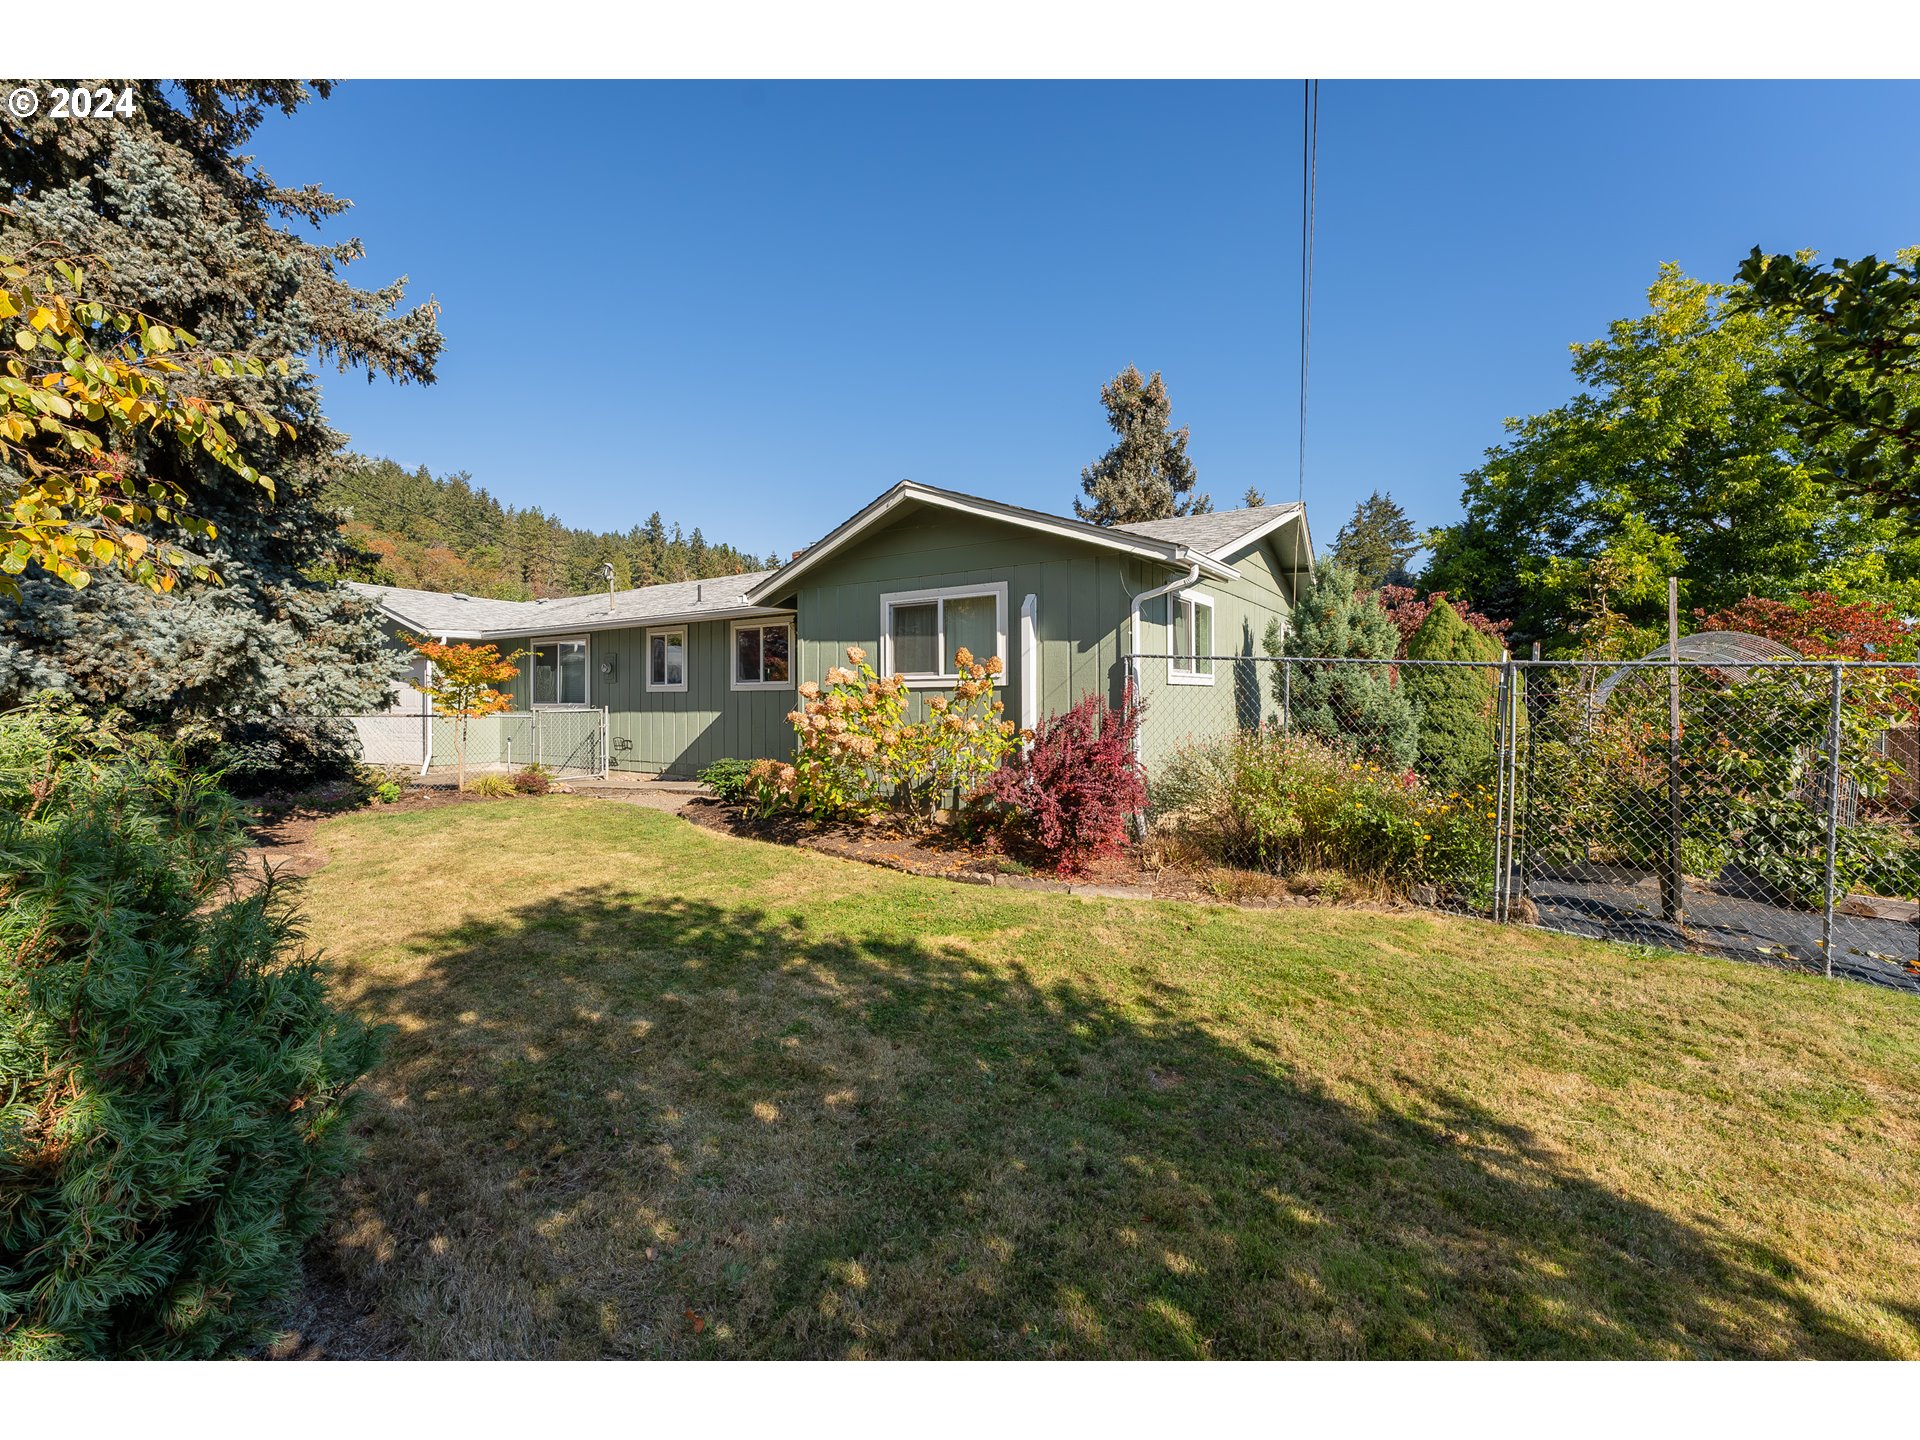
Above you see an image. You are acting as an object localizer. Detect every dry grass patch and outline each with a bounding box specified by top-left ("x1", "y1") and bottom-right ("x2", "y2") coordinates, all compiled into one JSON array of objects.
[{"x1": 295, "y1": 798, "x2": 1920, "y2": 1359}]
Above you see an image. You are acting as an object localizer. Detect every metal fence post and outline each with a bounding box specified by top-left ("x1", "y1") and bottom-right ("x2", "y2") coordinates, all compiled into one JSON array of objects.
[
  {"x1": 1517, "y1": 663, "x2": 1535, "y2": 918},
  {"x1": 1492, "y1": 657, "x2": 1513, "y2": 922},
  {"x1": 1281, "y1": 657, "x2": 1292, "y2": 733},
  {"x1": 1820, "y1": 661, "x2": 1844, "y2": 979},
  {"x1": 1662, "y1": 581, "x2": 1686, "y2": 925}
]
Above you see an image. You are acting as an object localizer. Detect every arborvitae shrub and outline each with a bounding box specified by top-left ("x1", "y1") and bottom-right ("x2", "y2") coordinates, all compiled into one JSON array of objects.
[
  {"x1": 1402, "y1": 597, "x2": 1505, "y2": 791},
  {"x1": 977, "y1": 686, "x2": 1146, "y2": 874},
  {"x1": 0, "y1": 700, "x2": 379, "y2": 1359}
]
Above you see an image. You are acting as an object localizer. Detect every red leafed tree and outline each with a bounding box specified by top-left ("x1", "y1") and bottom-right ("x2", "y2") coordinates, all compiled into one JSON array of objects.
[
  {"x1": 1371, "y1": 585, "x2": 1511, "y2": 657},
  {"x1": 1694, "y1": 591, "x2": 1917, "y2": 662},
  {"x1": 405, "y1": 636, "x2": 526, "y2": 789},
  {"x1": 978, "y1": 685, "x2": 1146, "y2": 874}
]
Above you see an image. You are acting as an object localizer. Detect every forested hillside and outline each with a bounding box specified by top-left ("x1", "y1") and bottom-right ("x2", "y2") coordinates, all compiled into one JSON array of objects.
[{"x1": 325, "y1": 455, "x2": 778, "y2": 600}]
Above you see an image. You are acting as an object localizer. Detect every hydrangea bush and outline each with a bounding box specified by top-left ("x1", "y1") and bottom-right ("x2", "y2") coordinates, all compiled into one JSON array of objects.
[{"x1": 749, "y1": 646, "x2": 1023, "y2": 824}]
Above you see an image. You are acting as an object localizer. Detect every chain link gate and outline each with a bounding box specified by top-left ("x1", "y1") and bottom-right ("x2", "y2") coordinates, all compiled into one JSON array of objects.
[
  {"x1": 1498, "y1": 660, "x2": 1917, "y2": 990},
  {"x1": 1133, "y1": 653, "x2": 1918, "y2": 992},
  {"x1": 304, "y1": 708, "x2": 609, "y2": 781}
]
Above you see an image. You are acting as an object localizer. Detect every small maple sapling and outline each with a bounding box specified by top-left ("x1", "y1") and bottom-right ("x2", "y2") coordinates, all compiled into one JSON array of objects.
[{"x1": 405, "y1": 636, "x2": 526, "y2": 790}]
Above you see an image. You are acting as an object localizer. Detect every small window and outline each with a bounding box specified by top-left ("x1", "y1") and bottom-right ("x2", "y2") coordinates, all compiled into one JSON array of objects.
[
  {"x1": 647, "y1": 628, "x2": 687, "y2": 692},
  {"x1": 733, "y1": 621, "x2": 793, "y2": 690},
  {"x1": 531, "y1": 637, "x2": 589, "y2": 706},
  {"x1": 1169, "y1": 594, "x2": 1215, "y2": 685},
  {"x1": 880, "y1": 583, "x2": 1008, "y2": 684}
]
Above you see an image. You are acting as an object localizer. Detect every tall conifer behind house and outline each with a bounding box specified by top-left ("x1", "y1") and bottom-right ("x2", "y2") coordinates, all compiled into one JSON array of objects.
[{"x1": 1074, "y1": 366, "x2": 1211, "y2": 525}]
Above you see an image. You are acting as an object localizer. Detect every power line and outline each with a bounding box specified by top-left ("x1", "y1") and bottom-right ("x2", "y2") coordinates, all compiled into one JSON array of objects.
[{"x1": 1298, "y1": 78, "x2": 1319, "y2": 507}]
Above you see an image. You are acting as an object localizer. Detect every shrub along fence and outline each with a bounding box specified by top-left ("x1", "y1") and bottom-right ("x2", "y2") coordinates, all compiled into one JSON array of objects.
[{"x1": 1134, "y1": 653, "x2": 1920, "y2": 993}]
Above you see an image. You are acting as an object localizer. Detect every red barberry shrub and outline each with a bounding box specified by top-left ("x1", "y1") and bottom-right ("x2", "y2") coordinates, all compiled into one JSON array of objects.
[{"x1": 977, "y1": 685, "x2": 1146, "y2": 874}]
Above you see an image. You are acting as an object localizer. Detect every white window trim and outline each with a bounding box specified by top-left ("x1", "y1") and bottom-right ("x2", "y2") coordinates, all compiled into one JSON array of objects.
[
  {"x1": 644, "y1": 625, "x2": 688, "y2": 693},
  {"x1": 879, "y1": 580, "x2": 1009, "y2": 688},
  {"x1": 529, "y1": 634, "x2": 592, "y2": 708},
  {"x1": 730, "y1": 619, "x2": 796, "y2": 691},
  {"x1": 1168, "y1": 591, "x2": 1217, "y2": 687}
]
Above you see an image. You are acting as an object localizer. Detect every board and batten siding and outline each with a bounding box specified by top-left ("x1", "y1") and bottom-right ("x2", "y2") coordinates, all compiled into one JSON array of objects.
[
  {"x1": 773, "y1": 505, "x2": 1163, "y2": 732},
  {"x1": 503, "y1": 619, "x2": 795, "y2": 777},
  {"x1": 1132, "y1": 529, "x2": 1304, "y2": 774}
]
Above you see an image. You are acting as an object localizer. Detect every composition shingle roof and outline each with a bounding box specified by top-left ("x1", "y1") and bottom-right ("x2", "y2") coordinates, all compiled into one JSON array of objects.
[
  {"x1": 1115, "y1": 501, "x2": 1304, "y2": 556},
  {"x1": 348, "y1": 571, "x2": 782, "y2": 637}
]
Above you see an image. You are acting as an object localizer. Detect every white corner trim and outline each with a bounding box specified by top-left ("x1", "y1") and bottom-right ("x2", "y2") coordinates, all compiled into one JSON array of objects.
[
  {"x1": 1167, "y1": 591, "x2": 1217, "y2": 686},
  {"x1": 643, "y1": 625, "x2": 688, "y2": 693},
  {"x1": 879, "y1": 580, "x2": 1009, "y2": 686},
  {"x1": 729, "y1": 618, "x2": 796, "y2": 692},
  {"x1": 1019, "y1": 593, "x2": 1038, "y2": 736}
]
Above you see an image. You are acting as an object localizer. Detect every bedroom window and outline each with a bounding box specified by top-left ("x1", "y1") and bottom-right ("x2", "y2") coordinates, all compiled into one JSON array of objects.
[
  {"x1": 646, "y1": 627, "x2": 687, "y2": 692},
  {"x1": 880, "y1": 582, "x2": 1007, "y2": 685},
  {"x1": 1169, "y1": 593, "x2": 1215, "y2": 684},
  {"x1": 530, "y1": 636, "x2": 589, "y2": 706},
  {"x1": 732, "y1": 621, "x2": 793, "y2": 690}
]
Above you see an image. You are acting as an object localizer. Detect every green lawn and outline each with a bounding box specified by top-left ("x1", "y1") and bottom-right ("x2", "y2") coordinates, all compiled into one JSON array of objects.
[{"x1": 300, "y1": 796, "x2": 1920, "y2": 1359}]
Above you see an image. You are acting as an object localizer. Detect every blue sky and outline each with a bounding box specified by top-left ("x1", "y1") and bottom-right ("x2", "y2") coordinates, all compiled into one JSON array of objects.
[{"x1": 254, "y1": 80, "x2": 1920, "y2": 562}]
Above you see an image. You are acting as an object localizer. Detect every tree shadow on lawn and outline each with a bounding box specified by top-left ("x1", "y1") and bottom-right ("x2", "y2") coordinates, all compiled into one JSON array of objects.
[{"x1": 323, "y1": 884, "x2": 1904, "y2": 1359}]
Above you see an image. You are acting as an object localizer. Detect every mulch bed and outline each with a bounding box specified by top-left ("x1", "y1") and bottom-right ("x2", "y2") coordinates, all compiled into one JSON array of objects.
[{"x1": 680, "y1": 797, "x2": 1356, "y2": 908}]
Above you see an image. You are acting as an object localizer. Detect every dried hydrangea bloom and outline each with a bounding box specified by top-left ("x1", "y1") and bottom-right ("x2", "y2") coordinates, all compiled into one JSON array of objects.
[
  {"x1": 984, "y1": 654, "x2": 1003, "y2": 676},
  {"x1": 846, "y1": 646, "x2": 868, "y2": 665},
  {"x1": 953, "y1": 646, "x2": 974, "y2": 669},
  {"x1": 797, "y1": 680, "x2": 820, "y2": 698}
]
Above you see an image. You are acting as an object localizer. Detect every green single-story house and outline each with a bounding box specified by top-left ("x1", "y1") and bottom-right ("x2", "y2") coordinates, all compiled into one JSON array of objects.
[{"x1": 349, "y1": 481, "x2": 1315, "y2": 777}]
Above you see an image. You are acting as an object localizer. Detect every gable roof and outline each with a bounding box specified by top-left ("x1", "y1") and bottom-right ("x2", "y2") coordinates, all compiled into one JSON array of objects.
[
  {"x1": 743, "y1": 480, "x2": 1243, "y2": 606},
  {"x1": 1115, "y1": 500, "x2": 1309, "y2": 559},
  {"x1": 348, "y1": 571, "x2": 789, "y2": 640}
]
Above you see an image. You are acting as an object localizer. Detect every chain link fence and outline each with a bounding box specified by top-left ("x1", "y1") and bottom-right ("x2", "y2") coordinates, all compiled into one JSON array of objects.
[
  {"x1": 1132, "y1": 653, "x2": 1920, "y2": 993},
  {"x1": 314, "y1": 708, "x2": 608, "y2": 780}
]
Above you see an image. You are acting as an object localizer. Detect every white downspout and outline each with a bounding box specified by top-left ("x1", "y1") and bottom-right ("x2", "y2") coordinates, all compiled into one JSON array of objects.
[
  {"x1": 1019, "y1": 593, "x2": 1039, "y2": 745},
  {"x1": 417, "y1": 631, "x2": 452, "y2": 778},
  {"x1": 1129, "y1": 558, "x2": 1202, "y2": 691}
]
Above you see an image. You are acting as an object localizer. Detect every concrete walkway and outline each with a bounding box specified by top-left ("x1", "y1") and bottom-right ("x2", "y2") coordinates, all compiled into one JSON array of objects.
[{"x1": 563, "y1": 774, "x2": 709, "y2": 815}]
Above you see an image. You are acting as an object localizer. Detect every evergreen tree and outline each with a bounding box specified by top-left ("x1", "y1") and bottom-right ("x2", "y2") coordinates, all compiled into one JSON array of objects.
[
  {"x1": 0, "y1": 82, "x2": 442, "y2": 770},
  {"x1": 1330, "y1": 490, "x2": 1419, "y2": 588},
  {"x1": 0, "y1": 699, "x2": 379, "y2": 1357},
  {"x1": 1402, "y1": 597, "x2": 1504, "y2": 790},
  {"x1": 1074, "y1": 366, "x2": 1210, "y2": 525},
  {"x1": 1243, "y1": 486, "x2": 1267, "y2": 508},
  {"x1": 1264, "y1": 563, "x2": 1417, "y2": 767}
]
